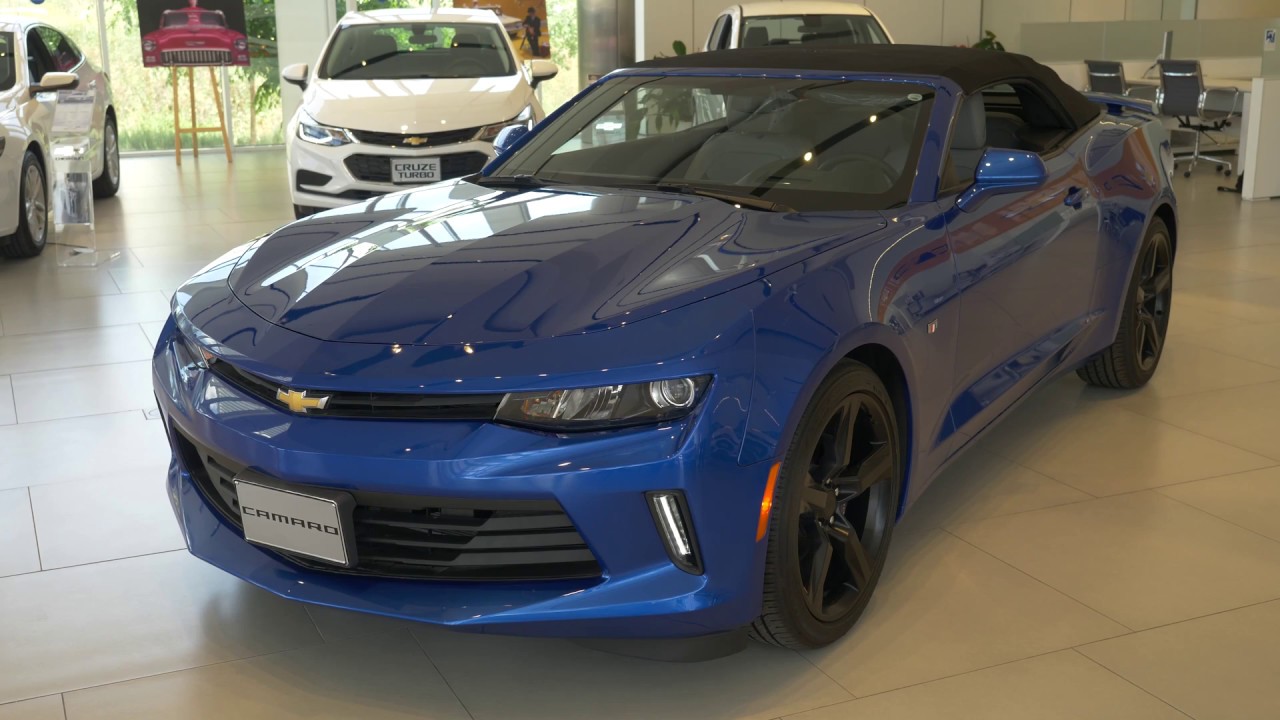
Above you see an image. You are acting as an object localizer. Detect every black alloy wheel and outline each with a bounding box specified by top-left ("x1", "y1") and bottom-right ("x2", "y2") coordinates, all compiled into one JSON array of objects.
[
  {"x1": 1077, "y1": 217, "x2": 1173, "y2": 389},
  {"x1": 1133, "y1": 230, "x2": 1173, "y2": 373},
  {"x1": 752, "y1": 360, "x2": 901, "y2": 649}
]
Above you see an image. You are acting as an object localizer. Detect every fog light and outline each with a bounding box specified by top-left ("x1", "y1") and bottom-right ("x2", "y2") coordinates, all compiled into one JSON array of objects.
[{"x1": 647, "y1": 491, "x2": 702, "y2": 574}]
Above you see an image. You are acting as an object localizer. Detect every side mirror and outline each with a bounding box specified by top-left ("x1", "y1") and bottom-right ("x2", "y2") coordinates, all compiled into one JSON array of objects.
[
  {"x1": 492, "y1": 124, "x2": 531, "y2": 156},
  {"x1": 530, "y1": 59, "x2": 558, "y2": 89},
  {"x1": 32, "y1": 71, "x2": 78, "y2": 94},
  {"x1": 955, "y1": 148, "x2": 1048, "y2": 213},
  {"x1": 281, "y1": 63, "x2": 309, "y2": 90}
]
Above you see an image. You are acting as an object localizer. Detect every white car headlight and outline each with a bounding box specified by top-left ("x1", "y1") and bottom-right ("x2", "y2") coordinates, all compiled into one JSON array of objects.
[
  {"x1": 476, "y1": 104, "x2": 534, "y2": 142},
  {"x1": 297, "y1": 111, "x2": 353, "y2": 147}
]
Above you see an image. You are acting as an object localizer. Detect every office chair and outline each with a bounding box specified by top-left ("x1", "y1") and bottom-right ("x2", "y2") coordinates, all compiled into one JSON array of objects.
[
  {"x1": 1156, "y1": 59, "x2": 1239, "y2": 177},
  {"x1": 1085, "y1": 60, "x2": 1129, "y2": 95}
]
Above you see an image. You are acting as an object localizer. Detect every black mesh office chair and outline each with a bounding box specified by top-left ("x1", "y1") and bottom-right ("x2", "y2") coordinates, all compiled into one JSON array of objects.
[
  {"x1": 1156, "y1": 59, "x2": 1239, "y2": 177},
  {"x1": 1085, "y1": 60, "x2": 1129, "y2": 95}
]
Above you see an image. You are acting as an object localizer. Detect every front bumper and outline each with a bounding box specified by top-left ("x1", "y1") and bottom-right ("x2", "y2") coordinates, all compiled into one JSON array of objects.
[
  {"x1": 286, "y1": 133, "x2": 496, "y2": 210},
  {"x1": 154, "y1": 317, "x2": 773, "y2": 638}
]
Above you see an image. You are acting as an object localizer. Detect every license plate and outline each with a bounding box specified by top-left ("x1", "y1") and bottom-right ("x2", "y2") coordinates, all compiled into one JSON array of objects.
[
  {"x1": 235, "y1": 477, "x2": 357, "y2": 567},
  {"x1": 391, "y1": 157, "x2": 441, "y2": 184}
]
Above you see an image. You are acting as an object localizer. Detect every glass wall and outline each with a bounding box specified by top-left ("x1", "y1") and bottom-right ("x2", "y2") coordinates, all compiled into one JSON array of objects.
[{"x1": 4, "y1": 0, "x2": 579, "y2": 152}]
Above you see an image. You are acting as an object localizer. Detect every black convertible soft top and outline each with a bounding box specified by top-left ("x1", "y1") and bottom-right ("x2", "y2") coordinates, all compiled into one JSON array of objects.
[{"x1": 635, "y1": 45, "x2": 1099, "y2": 129}]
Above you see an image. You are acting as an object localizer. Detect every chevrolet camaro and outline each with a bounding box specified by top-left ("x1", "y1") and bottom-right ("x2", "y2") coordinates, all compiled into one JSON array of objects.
[{"x1": 156, "y1": 46, "x2": 1176, "y2": 650}]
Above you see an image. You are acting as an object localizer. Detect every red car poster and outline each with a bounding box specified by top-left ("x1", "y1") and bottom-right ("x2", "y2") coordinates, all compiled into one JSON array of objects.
[
  {"x1": 462, "y1": 1, "x2": 550, "y2": 61},
  {"x1": 138, "y1": 0, "x2": 250, "y2": 68}
]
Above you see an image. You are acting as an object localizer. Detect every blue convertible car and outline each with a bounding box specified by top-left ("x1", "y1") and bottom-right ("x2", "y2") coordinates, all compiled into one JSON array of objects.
[{"x1": 156, "y1": 46, "x2": 1176, "y2": 649}]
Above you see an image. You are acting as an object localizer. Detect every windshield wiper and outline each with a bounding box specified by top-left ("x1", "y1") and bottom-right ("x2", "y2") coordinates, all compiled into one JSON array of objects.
[{"x1": 640, "y1": 183, "x2": 794, "y2": 213}]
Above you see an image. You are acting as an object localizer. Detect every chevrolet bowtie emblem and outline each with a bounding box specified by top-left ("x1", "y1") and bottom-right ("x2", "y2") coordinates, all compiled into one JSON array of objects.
[
  {"x1": 276, "y1": 388, "x2": 330, "y2": 413},
  {"x1": 402, "y1": 136, "x2": 430, "y2": 146}
]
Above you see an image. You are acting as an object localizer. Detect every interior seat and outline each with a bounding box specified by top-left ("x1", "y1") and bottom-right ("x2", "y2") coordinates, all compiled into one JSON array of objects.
[
  {"x1": 742, "y1": 26, "x2": 770, "y2": 48},
  {"x1": 950, "y1": 94, "x2": 989, "y2": 181}
]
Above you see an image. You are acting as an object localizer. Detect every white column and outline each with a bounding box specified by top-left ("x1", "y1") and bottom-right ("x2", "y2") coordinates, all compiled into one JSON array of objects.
[{"x1": 276, "y1": 0, "x2": 338, "y2": 125}]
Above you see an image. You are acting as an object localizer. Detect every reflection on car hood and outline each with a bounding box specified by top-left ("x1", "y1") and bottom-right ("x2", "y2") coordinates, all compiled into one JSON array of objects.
[
  {"x1": 227, "y1": 180, "x2": 886, "y2": 346},
  {"x1": 303, "y1": 77, "x2": 531, "y2": 134}
]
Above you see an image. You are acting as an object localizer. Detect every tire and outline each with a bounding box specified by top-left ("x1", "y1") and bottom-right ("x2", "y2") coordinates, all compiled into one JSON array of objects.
[
  {"x1": 93, "y1": 114, "x2": 120, "y2": 199},
  {"x1": 1077, "y1": 217, "x2": 1173, "y2": 389},
  {"x1": 750, "y1": 360, "x2": 901, "y2": 650},
  {"x1": 0, "y1": 150, "x2": 49, "y2": 259}
]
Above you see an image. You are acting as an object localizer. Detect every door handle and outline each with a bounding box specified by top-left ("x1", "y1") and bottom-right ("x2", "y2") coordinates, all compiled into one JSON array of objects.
[{"x1": 1064, "y1": 186, "x2": 1086, "y2": 210}]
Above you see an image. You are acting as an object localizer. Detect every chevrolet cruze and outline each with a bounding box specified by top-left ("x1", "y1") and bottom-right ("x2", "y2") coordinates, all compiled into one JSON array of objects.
[{"x1": 282, "y1": 7, "x2": 558, "y2": 219}]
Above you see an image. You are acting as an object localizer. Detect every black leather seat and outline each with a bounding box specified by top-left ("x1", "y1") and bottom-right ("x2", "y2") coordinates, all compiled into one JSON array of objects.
[{"x1": 743, "y1": 26, "x2": 770, "y2": 48}]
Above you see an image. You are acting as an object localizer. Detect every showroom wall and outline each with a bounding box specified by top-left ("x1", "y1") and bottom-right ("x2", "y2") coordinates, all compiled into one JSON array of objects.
[{"x1": 985, "y1": 0, "x2": 1280, "y2": 51}]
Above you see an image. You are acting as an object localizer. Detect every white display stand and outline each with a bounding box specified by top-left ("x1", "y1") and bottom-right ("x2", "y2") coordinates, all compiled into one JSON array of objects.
[{"x1": 48, "y1": 90, "x2": 118, "y2": 267}]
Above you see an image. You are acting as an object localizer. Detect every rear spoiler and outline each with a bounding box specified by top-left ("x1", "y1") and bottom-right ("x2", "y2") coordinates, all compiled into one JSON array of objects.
[{"x1": 1083, "y1": 92, "x2": 1156, "y2": 116}]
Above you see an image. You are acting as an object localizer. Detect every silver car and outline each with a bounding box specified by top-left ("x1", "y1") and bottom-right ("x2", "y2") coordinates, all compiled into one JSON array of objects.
[{"x1": 0, "y1": 17, "x2": 118, "y2": 259}]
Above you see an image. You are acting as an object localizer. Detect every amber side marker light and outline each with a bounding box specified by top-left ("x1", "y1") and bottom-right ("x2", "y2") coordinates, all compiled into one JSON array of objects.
[{"x1": 756, "y1": 462, "x2": 781, "y2": 542}]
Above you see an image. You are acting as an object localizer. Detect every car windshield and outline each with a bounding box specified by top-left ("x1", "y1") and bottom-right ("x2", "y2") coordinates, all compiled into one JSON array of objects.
[
  {"x1": 162, "y1": 11, "x2": 225, "y2": 28},
  {"x1": 741, "y1": 14, "x2": 889, "y2": 46},
  {"x1": 491, "y1": 75, "x2": 932, "y2": 212},
  {"x1": 321, "y1": 22, "x2": 515, "y2": 80},
  {"x1": 0, "y1": 33, "x2": 13, "y2": 92}
]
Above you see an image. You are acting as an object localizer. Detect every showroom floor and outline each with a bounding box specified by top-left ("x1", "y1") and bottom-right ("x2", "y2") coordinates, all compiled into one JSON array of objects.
[{"x1": 3, "y1": 151, "x2": 1280, "y2": 719}]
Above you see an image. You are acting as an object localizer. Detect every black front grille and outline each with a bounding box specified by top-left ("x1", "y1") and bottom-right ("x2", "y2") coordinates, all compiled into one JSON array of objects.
[
  {"x1": 161, "y1": 49, "x2": 231, "y2": 65},
  {"x1": 350, "y1": 127, "x2": 481, "y2": 147},
  {"x1": 172, "y1": 427, "x2": 602, "y2": 581},
  {"x1": 344, "y1": 152, "x2": 489, "y2": 184},
  {"x1": 295, "y1": 169, "x2": 333, "y2": 189},
  {"x1": 208, "y1": 360, "x2": 503, "y2": 420}
]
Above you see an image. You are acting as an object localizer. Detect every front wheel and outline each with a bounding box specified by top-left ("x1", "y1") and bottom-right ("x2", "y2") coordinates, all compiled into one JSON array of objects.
[
  {"x1": 751, "y1": 360, "x2": 901, "y2": 649},
  {"x1": 0, "y1": 151, "x2": 49, "y2": 259},
  {"x1": 1077, "y1": 217, "x2": 1173, "y2": 389}
]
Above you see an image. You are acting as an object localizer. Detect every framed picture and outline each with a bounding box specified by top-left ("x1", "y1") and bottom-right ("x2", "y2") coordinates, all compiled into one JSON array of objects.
[{"x1": 138, "y1": 0, "x2": 250, "y2": 68}]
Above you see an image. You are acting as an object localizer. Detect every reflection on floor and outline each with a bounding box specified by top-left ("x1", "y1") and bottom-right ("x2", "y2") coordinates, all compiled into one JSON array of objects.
[{"x1": 3, "y1": 151, "x2": 1280, "y2": 719}]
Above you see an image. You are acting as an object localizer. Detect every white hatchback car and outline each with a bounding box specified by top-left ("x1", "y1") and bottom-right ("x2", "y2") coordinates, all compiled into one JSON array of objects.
[
  {"x1": 702, "y1": 1, "x2": 893, "y2": 51},
  {"x1": 0, "y1": 17, "x2": 119, "y2": 259},
  {"x1": 282, "y1": 7, "x2": 558, "y2": 218}
]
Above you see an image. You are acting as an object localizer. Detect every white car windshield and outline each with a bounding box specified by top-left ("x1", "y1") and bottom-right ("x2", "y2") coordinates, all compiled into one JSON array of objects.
[
  {"x1": 321, "y1": 22, "x2": 515, "y2": 80},
  {"x1": 741, "y1": 14, "x2": 889, "y2": 46},
  {"x1": 0, "y1": 33, "x2": 13, "y2": 91}
]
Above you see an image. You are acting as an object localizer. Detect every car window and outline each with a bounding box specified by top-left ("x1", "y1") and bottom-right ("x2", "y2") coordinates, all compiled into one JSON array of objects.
[
  {"x1": 0, "y1": 33, "x2": 14, "y2": 91},
  {"x1": 941, "y1": 81, "x2": 1079, "y2": 191},
  {"x1": 161, "y1": 12, "x2": 188, "y2": 28},
  {"x1": 740, "y1": 14, "x2": 889, "y2": 47},
  {"x1": 495, "y1": 75, "x2": 933, "y2": 212},
  {"x1": 36, "y1": 27, "x2": 81, "y2": 72},
  {"x1": 25, "y1": 29, "x2": 54, "y2": 83},
  {"x1": 320, "y1": 22, "x2": 515, "y2": 80},
  {"x1": 198, "y1": 12, "x2": 227, "y2": 27},
  {"x1": 708, "y1": 15, "x2": 731, "y2": 50}
]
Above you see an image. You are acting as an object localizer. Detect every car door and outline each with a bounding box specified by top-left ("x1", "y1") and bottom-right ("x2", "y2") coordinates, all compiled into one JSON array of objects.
[
  {"x1": 943, "y1": 84, "x2": 1101, "y2": 438},
  {"x1": 32, "y1": 26, "x2": 106, "y2": 168},
  {"x1": 19, "y1": 28, "x2": 56, "y2": 157}
]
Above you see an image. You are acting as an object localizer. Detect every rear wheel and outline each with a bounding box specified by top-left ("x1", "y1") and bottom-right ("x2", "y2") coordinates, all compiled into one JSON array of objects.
[
  {"x1": 1, "y1": 151, "x2": 48, "y2": 259},
  {"x1": 751, "y1": 361, "x2": 901, "y2": 649},
  {"x1": 1077, "y1": 218, "x2": 1173, "y2": 389},
  {"x1": 93, "y1": 114, "x2": 120, "y2": 199}
]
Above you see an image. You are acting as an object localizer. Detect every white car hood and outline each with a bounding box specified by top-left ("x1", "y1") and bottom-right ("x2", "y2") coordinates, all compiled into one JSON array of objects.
[{"x1": 302, "y1": 76, "x2": 532, "y2": 133}]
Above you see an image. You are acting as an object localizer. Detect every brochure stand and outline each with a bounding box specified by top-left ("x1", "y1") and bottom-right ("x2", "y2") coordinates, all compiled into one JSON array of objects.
[{"x1": 48, "y1": 90, "x2": 119, "y2": 267}]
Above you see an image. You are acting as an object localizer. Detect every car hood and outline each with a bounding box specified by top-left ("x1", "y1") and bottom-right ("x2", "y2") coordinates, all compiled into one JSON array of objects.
[
  {"x1": 302, "y1": 77, "x2": 532, "y2": 134},
  {"x1": 226, "y1": 180, "x2": 886, "y2": 346}
]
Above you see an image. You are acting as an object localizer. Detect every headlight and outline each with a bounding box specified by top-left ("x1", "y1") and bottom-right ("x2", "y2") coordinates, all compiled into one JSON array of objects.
[
  {"x1": 175, "y1": 331, "x2": 214, "y2": 371},
  {"x1": 476, "y1": 104, "x2": 534, "y2": 142},
  {"x1": 297, "y1": 111, "x2": 352, "y2": 147},
  {"x1": 234, "y1": 38, "x2": 248, "y2": 51},
  {"x1": 496, "y1": 375, "x2": 711, "y2": 431},
  {"x1": 143, "y1": 40, "x2": 156, "y2": 51}
]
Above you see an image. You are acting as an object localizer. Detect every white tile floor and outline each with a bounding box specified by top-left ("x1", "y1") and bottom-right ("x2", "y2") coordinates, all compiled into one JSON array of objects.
[{"x1": 2, "y1": 151, "x2": 1279, "y2": 719}]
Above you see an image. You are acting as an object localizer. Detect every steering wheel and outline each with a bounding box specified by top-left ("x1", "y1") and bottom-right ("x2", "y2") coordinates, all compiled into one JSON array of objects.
[
  {"x1": 447, "y1": 58, "x2": 487, "y2": 76},
  {"x1": 816, "y1": 153, "x2": 899, "y2": 192}
]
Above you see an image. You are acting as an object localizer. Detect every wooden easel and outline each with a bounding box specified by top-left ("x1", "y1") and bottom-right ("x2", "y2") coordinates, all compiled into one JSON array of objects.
[{"x1": 170, "y1": 66, "x2": 233, "y2": 165}]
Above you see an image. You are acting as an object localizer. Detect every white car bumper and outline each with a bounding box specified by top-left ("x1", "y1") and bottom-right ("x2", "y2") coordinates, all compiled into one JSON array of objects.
[{"x1": 287, "y1": 133, "x2": 498, "y2": 211}]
